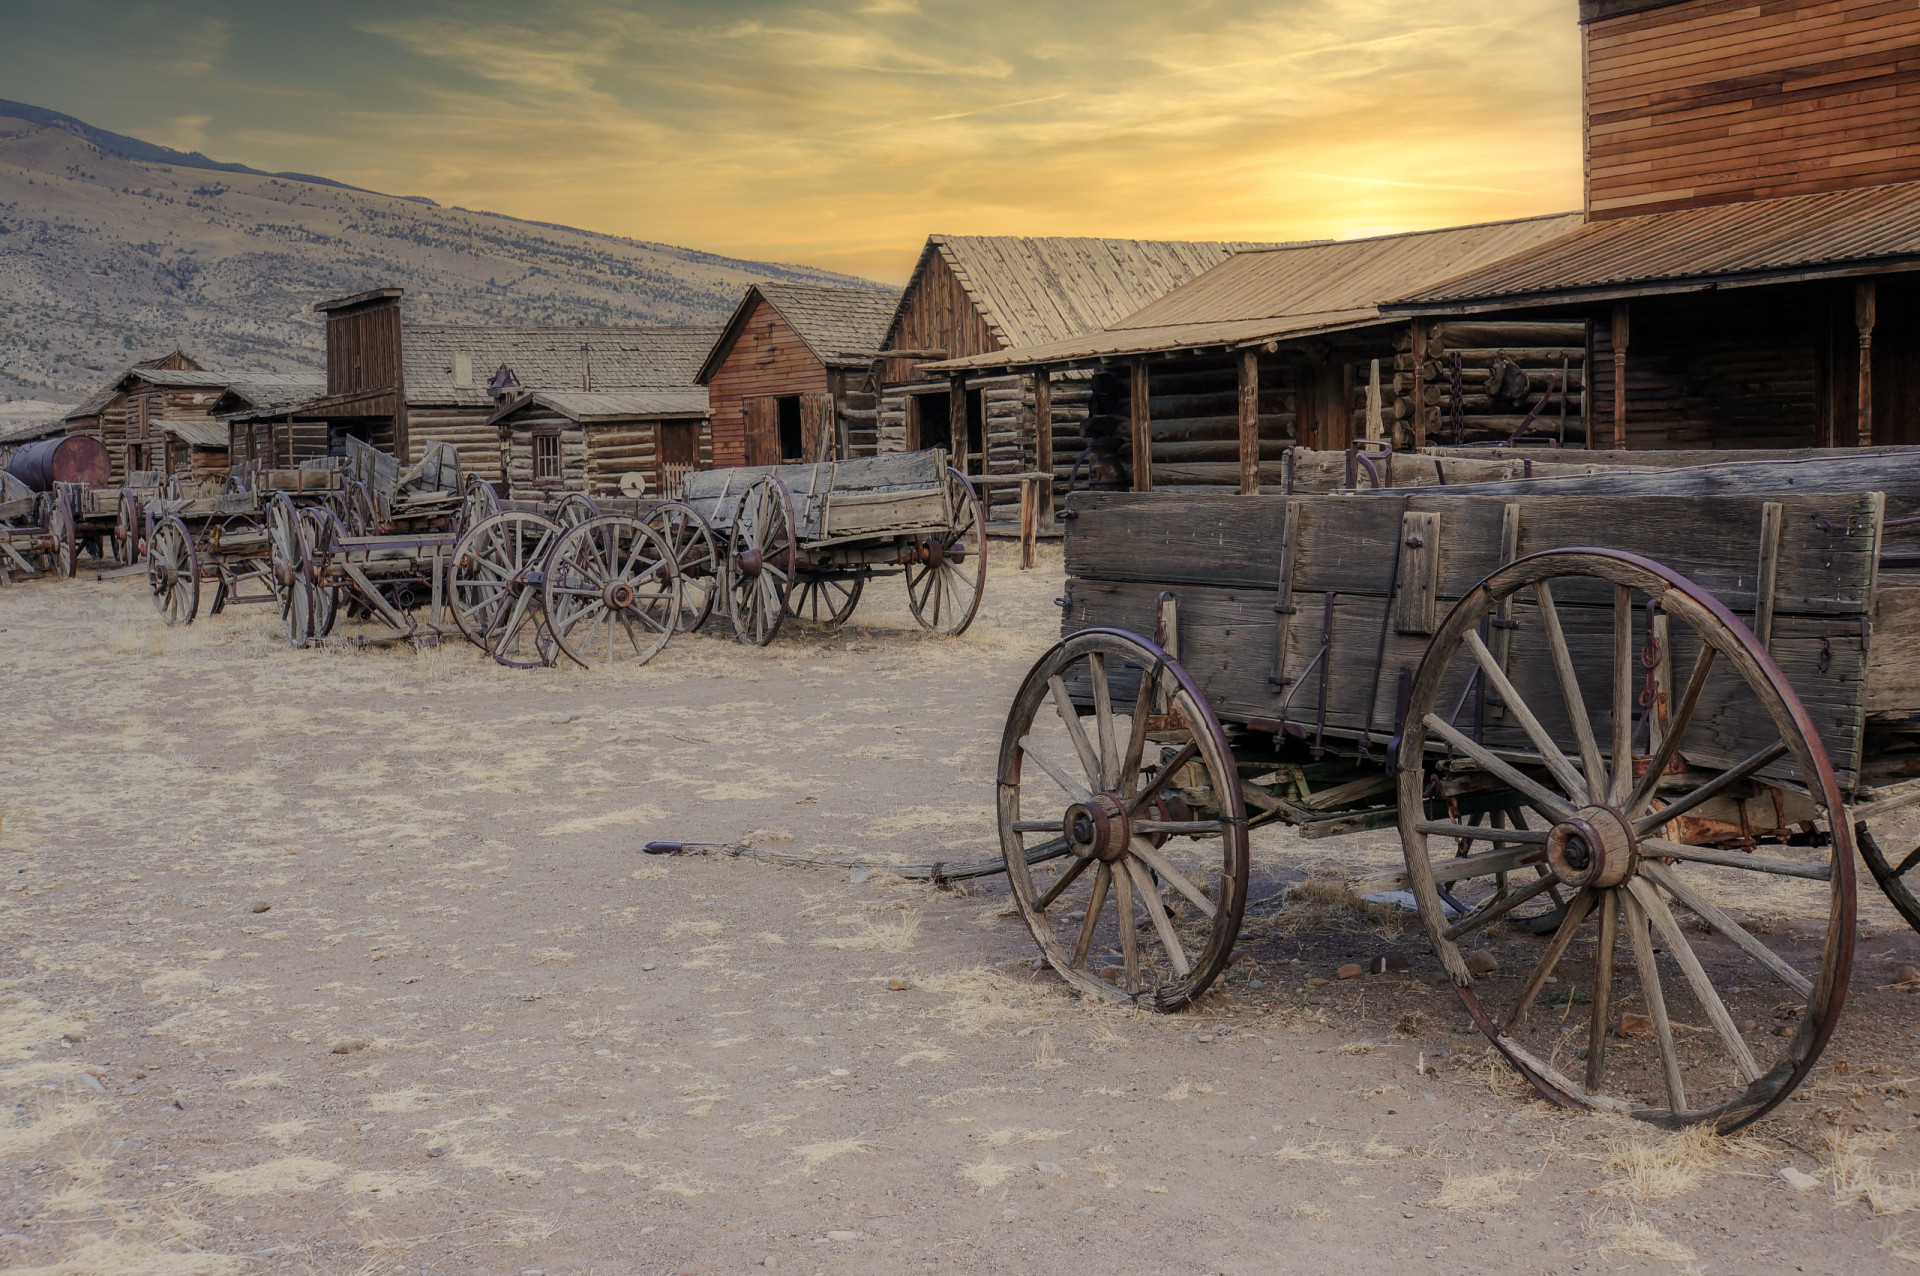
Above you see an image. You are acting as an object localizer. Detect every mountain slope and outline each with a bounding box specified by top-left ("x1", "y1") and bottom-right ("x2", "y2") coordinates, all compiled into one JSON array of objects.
[{"x1": 0, "y1": 104, "x2": 884, "y2": 399}]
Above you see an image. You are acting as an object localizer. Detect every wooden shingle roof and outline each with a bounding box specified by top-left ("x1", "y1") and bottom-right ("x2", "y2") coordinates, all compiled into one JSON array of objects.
[
  {"x1": 888, "y1": 235, "x2": 1294, "y2": 356},
  {"x1": 405, "y1": 325, "x2": 721, "y2": 407}
]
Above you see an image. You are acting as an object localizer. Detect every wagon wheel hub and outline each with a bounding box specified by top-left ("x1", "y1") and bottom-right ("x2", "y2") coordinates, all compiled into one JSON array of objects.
[
  {"x1": 1064, "y1": 792, "x2": 1131, "y2": 862},
  {"x1": 1546, "y1": 804, "x2": 1638, "y2": 889},
  {"x1": 738, "y1": 546, "x2": 764, "y2": 578},
  {"x1": 920, "y1": 535, "x2": 946, "y2": 569},
  {"x1": 603, "y1": 580, "x2": 636, "y2": 610}
]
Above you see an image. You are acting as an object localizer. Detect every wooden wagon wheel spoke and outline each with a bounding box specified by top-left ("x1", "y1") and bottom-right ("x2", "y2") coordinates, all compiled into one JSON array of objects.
[
  {"x1": 1400, "y1": 549, "x2": 1852, "y2": 1132},
  {"x1": 544, "y1": 515, "x2": 680, "y2": 669},
  {"x1": 1126, "y1": 837, "x2": 1217, "y2": 918},
  {"x1": 1017, "y1": 736, "x2": 1092, "y2": 804},
  {"x1": 1123, "y1": 856, "x2": 1191, "y2": 978},
  {"x1": 1071, "y1": 862, "x2": 1112, "y2": 968},
  {"x1": 1626, "y1": 645, "x2": 1718, "y2": 819},
  {"x1": 1534, "y1": 581, "x2": 1608, "y2": 795},
  {"x1": 1461, "y1": 629, "x2": 1589, "y2": 805},
  {"x1": 1036, "y1": 854, "x2": 1093, "y2": 911},
  {"x1": 1047, "y1": 675, "x2": 1106, "y2": 791}
]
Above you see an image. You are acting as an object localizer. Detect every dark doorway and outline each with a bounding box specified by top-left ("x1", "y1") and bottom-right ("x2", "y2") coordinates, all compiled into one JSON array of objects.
[
  {"x1": 328, "y1": 422, "x2": 373, "y2": 457},
  {"x1": 914, "y1": 391, "x2": 950, "y2": 453},
  {"x1": 777, "y1": 395, "x2": 805, "y2": 461},
  {"x1": 657, "y1": 420, "x2": 699, "y2": 493},
  {"x1": 964, "y1": 389, "x2": 984, "y2": 472}
]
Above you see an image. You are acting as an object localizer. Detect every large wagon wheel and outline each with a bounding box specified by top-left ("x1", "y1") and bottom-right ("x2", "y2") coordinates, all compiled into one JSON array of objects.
[
  {"x1": 553, "y1": 492, "x2": 600, "y2": 528},
  {"x1": 1858, "y1": 828, "x2": 1920, "y2": 933},
  {"x1": 643, "y1": 500, "x2": 720, "y2": 633},
  {"x1": 1397, "y1": 548, "x2": 1853, "y2": 1132},
  {"x1": 998, "y1": 628, "x2": 1250, "y2": 1011},
  {"x1": 543, "y1": 514, "x2": 681, "y2": 668},
  {"x1": 450, "y1": 511, "x2": 563, "y2": 667},
  {"x1": 43, "y1": 494, "x2": 77, "y2": 580},
  {"x1": 113, "y1": 490, "x2": 144, "y2": 564},
  {"x1": 725, "y1": 477, "x2": 797, "y2": 647},
  {"x1": 297, "y1": 506, "x2": 343, "y2": 640},
  {"x1": 904, "y1": 467, "x2": 986, "y2": 637},
  {"x1": 790, "y1": 573, "x2": 864, "y2": 629},
  {"x1": 265, "y1": 494, "x2": 312, "y2": 647},
  {"x1": 146, "y1": 516, "x2": 199, "y2": 627}
]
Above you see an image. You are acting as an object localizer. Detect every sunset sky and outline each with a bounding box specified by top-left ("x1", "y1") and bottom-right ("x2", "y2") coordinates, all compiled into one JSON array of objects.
[{"x1": 6, "y1": 0, "x2": 1586, "y2": 282}]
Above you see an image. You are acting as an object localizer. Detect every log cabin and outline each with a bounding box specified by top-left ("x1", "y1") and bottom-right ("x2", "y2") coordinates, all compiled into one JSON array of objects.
[
  {"x1": 877, "y1": 235, "x2": 1286, "y2": 518},
  {"x1": 696, "y1": 282, "x2": 900, "y2": 467},
  {"x1": 1389, "y1": 0, "x2": 1920, "y2": 450},
  {"x1": 490, "y1": 389, "x2": 711, "y2": 501},
  {"x1": 228, "y1": 288, "x2": 718, "y2": 483},
  {"x1": 60, "y1": 354, "x2": 321, "y2": 482},
  {"x1": 923, "y1": 216, "x2": 1583, "y2": 492}
]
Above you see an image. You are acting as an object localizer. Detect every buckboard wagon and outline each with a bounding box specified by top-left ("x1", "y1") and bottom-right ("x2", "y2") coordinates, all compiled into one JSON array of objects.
[
  {"x1": 996, "y1": 450, "x2": 1920, "y2": 1131},
  {"x1": 679, "y1": 448, "x2": 984, "y2": 645}
]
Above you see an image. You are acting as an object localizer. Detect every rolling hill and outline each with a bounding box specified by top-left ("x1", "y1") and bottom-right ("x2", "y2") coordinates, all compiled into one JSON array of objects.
[{"x1": 0, "y1": 101, "x2": 885, "y2": 400}]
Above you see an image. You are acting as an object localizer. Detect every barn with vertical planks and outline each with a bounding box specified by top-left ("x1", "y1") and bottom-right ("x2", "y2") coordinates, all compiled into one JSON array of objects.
[
  {"x1": 696, "y1": 282, "x2": 900, "y2": 467},
  {"x1": 490, "y1": 389, "x2": 711, "y2": 501},
  {"x1": 876, "y1": 235, "x2": 1286, "y2": 519},
  {"x1": 1391, "y1": 0, "x2": 1920, "y2": 450},
  {"x1": 923, "y1": 215, "x2": 1583, "y2": 491}
]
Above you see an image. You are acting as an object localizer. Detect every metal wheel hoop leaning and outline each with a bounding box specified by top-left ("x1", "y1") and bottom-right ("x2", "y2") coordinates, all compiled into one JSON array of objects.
[
  {"x1": 458, "y1": 474, "x2": 501, "y2": 538},
  {"x1": 790, "y1": 573, "x2": 865, "y2": 629},
  {"x1": 449, "y1": 511, "x2": 564, "y2": 667},
  {"x1": 113, "y1": 490, "x2": 143, "y2": 564},
  {"x1": 264, "y1": 494, "x2": 312, "y2": 646},
  {"x1": 725, "y1": 476, "x2": 797, "y2": 647},
  {"x1": 643, "y1": 500, "x2": 721, "y2": 633},
  {"x1": 543, "y1": 514, "x2": 682, "y2": 668},
  {"x1": 998, "y1": 628, "x2": 1250, "y2": 1012},
  {"x1": 1396, "y1": 547, "x2": 1854, "y2": 1132},
  {"x1": 146, "y1": 516, "x2": 199, "y2": 627},
  {"x1": 904, "y1": 466, "x2": 987, "y2": 637}
]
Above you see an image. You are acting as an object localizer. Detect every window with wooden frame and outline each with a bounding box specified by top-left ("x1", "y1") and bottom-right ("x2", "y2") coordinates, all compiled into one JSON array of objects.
[{"x1": 534, "y1": 432, "x2": 561, "y2": 479}]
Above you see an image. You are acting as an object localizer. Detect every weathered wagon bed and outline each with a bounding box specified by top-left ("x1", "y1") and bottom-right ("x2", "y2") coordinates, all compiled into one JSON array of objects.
[
  {"x1": 676, "y1": 449, "x2": 985, "y2": 644},
  {"x1": 993, "y1": 448, "x2": 1920, "y2": 1133}
]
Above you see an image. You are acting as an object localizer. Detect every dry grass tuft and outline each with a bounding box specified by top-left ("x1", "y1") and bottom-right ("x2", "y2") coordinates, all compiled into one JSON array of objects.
[
  {"x1": 1588, "y1": 1210, "x2": 1697, "y2": 1262},
  {"x1": 1429, "y1": 1164, "x2": 1536, "y2": 1211},
  {"x1": 917, "y1": 967, "x2": 1063, "y2": 1036},
  {"x1": 1589, "y1": 1123, "x2": 1766, "y2": 1200},
  {"x1": 810, "y1": 911, "x2": 920, "y2": 952},
  {"x1": 790, "y1": 1138, "x2": 874, "y2": 1169},
  {"x1": 195, "y1": 1155, "x2": 343, "y2": 1196},
  {"x1": 1255, "y1": 869, "x2": 1406, "y2": 938},
  {"x1": 956, "y1": 1158, "x2": 1020, "y2": 1192},
  {"x1": 1293, "y1": 1203, "x2": 1334, "y2": 1220},
  {"x1": 983, "y1": 1127, "x2": 1069, "y2": 1147},
  {"x1": 1824, "y1": 1125, "x2": 1920, "y2": 1213},
  {"x1": 1393, "y1": 1010, "x2": 1438, "y2": 1037}
]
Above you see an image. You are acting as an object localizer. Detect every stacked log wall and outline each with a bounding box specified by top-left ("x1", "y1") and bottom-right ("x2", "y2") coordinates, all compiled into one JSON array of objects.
[
  {"x1": 1396, "y1": 323, "x2": 1590, "y2": 448},
  {"x1": 407, "y1": 405, "x2": 504, "y2": 485},
  {"x1": 502, "y1": 408, "x2": 588, "y2": 501}
]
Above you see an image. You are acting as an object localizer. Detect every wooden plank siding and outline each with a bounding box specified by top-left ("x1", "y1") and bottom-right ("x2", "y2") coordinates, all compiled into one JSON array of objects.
[
  {"x1": 1585, "y1": 0, "x2": 1920, "y2": 217},
  {"x1": 705, "y1": 296, "x2": 830, "y2": 468},
  {"x1": 881, "y1": 250, "x2": 1000, "y2": 387},
  {"x1": 500, "y1": 410, "x2": 713, "y2": 501}
]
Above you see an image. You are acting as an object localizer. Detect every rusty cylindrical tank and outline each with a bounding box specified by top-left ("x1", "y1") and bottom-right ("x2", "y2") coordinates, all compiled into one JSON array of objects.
[{"x1": 5, "y1": 435, "x2": 110, "y2": 491}]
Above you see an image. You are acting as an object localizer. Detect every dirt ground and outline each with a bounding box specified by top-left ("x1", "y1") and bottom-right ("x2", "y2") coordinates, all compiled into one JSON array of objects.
[{"x1": 4, "y1": 541, "x2": 1920, "y2": 1275}]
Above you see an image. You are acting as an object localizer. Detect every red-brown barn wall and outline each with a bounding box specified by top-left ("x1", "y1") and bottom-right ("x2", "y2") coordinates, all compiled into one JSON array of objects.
[{"x1": 705, "y1": 297, "x2": 829, "y2": 468}]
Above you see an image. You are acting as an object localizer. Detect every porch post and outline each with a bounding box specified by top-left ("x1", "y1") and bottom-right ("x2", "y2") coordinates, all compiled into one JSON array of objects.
[
  {"x1": 1610, "y1": 303, "x2": 1630, "y2": 449},
  {"x1": 1237, "y1": 350, "x2": 1260, "y2": 494},
  {"x1": 1857, "y1": 281, "x2": 1877, "y2": 447},
  {"x1": 1131, "y1": 359, "x2": 1152, "y2": 492}
]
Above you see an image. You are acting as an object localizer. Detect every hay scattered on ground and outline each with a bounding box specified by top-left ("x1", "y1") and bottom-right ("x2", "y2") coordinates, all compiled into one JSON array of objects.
[
  {"x1": 1590, "y1": 1212, "x2": 1698, "y2": 1263},
  {"x1": 1429, "y1": 1164, "x2": 1536, "y2": 1211}
]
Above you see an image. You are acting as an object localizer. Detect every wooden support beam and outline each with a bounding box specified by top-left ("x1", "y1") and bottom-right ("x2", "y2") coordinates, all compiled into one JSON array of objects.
[
  {"x1": 1131, "y1": 359, "x2": 1152, "y2": 492},
  {"x1": 1857, "y1": 280, "x2": 1877, "y2": 448},
  {"x1": 1237, "y1": 351, "x2": 1260, "y2": 495},
  {"x1": 1033, "y1": 371, "x2": 1053, "y2": 522},
  {"x1": 1610, "y1": 303, "x2": 1629, "y2": 450},
  {"x1": 949, "y1": 373, "x2": 967, "y2": 472}
]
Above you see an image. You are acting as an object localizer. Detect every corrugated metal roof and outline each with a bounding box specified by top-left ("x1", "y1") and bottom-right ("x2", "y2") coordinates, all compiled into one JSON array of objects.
[
  {"x1": 405, "y1": 325, "x2": 720, "y2": 406},
  {"x1": 154, "y1": 418, "x2": 229, "y2": 449},
  {"x1": 927, "y1": 214, "x2": 1581, "y2": 371},
  {"x1": 492, "y1": 389, "x2": 711, "y2": 424},
  {"x1": 1396, "y1": 180, "x2": 1920, "y2": 309},
  {"x1": 888, "y1": 235, "x2": 1296, "y2": 358}
]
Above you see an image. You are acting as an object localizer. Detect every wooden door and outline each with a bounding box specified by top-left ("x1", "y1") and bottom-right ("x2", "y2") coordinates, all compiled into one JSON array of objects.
[
  {"x1": 657, "y1": 421, "x2": 699, "y2": 493},
  {"x1": 744, "y1": 396, "x2": 779, "y2": 466},
  {"x1": 800, "y1": 393, "x2": 834, "y2": 462}
]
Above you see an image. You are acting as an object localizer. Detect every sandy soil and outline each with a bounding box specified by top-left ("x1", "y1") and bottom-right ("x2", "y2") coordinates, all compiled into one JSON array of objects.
[{"x1": 3, "y1": 541, "x2": 1920, "y2": 1275}]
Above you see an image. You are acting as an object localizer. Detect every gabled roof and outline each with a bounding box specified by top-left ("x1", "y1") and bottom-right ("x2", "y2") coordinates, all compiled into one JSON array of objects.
[
  {"x1": 208, "y1": 375, "x2": 328, "y2": 415},
  {"x1": 888, "y1": 235, "x2": 1295, "y2": 356},
  {"x1": 1393, "y1": 180, "x2": 1920, "y2": 313},
  {"x1": 487, "y1": 388, "x2": 711, "y2": 427},
  {"x1": 926, "y1": 214, "x2": 1583, "y2": 371},
  {"x1": 62, "y1": 363, "x2": 317, "y2": 420},
  {"x1": 404, "y1": 325, "x2": 720, "y2": 407},
  {"x1": 696, "y1": 282, "x2": 902, "y2": 383}
]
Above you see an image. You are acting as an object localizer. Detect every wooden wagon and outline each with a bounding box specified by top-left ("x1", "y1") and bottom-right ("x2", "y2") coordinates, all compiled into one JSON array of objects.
[
  {"x1": 994, "y1": 450, "x2": 1920, "y2": 1132},
  {"x1": 0, "y1": 472, "x2": 74, "y2": 585},
  {"x1": 678, "y1": 448, "x2": 985, "y2": 645}
]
